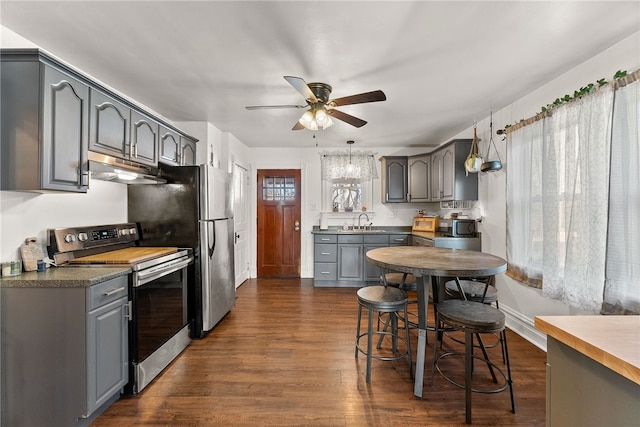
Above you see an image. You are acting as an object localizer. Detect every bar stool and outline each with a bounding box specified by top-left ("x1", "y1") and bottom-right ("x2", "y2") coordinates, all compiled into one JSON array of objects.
[
  {"x1": 355, "y1": 285, "x2": 413, "y2": 384},
  {"x1": 431, "y1": 299, "x2": 515, "y2": 424},
  {"x1": 379, "y1": 271, "x2": 419, "y2": 330},
  {"x1": 444, "y1": 277, "x2": 505, "y2": 361}
]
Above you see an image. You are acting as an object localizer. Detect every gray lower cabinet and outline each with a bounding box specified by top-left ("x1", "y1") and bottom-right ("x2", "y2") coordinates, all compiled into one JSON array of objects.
[
  {"x1": 313, "y1": 233, "x2": 409, "y2": 286},
  {"x1": 1, "y1": 276, "x2": 129, "y2": 426},
  {"x1": 1, "y1": 53, "x2": 89, "y2": 192}
]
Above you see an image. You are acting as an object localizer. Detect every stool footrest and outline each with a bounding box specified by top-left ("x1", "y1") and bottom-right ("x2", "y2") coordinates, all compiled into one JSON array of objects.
[{"x1": 433, "y1": 351, "x2": 510, "y2": 394}]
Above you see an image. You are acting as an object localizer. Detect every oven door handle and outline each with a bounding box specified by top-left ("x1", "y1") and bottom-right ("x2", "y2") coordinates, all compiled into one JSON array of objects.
[{"x1": 134, "y1": 256, "x2": 193, "y2": 287}]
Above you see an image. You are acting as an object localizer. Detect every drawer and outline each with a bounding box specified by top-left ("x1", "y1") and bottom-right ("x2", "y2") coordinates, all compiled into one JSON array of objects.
[
  {"x1": 89, "y1": 275, "x2": 129, "y2": 310},
  {"x1": 338, "y1": 234, "x2": 364, "y2": 244},
  {"x1": 315, "y1": 244, "x2": 337, "y2": 262},
  {"x1": 389, "y1": 234, "x2": 409, "y2": 245},
  {"x1": 314, "y1": 234, "x2": 337, "y2": 244},
  {"x1": 364, "y1": 234, "x2": 388, "y2": 244},
  {"x1": 314, "y1": 263, "x2": 338, "y2": 280}
]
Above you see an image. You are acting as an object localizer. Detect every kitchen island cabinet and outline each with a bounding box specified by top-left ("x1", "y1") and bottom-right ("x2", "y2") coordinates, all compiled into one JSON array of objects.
[
  {"x1": 535, "y1": 315, "x2": 640, "y2": 427},
  {"x1": 1, "y1": 272, "x2": 130, "y2": 427}
]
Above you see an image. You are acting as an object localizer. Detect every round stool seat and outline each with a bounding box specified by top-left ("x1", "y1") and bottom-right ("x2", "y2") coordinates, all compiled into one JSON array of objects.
[
  {"x1": 436, "y1": 300, "x2": 505, "y2": 333},
  {"x1": 384, "y1": 272, "x2": 417, "y2": 290},
  {"x1": 357, "y1": 285, "x2": 408, "y2": 312},
  {"x1": 445, "y1": 280, "x2": 498, "y2": 304}
]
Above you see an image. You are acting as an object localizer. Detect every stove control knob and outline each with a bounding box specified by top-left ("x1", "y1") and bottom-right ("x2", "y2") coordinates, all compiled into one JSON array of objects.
[
  {"x1": 77, "y1": 232, "x2": 88, "y2": 242},
  {"x1": 64, "y1": 233, "x2": 76, "y2": 243},
  {"x1": 128, "y1": 228, "x2": 137, "y2": 236},
  {"x1": 119, "y1": 229, "x2": 129, "y2": 236}
]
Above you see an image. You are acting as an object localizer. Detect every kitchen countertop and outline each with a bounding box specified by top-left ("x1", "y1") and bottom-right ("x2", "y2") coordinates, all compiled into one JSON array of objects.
[
  {"x1": 312, "y1": 226, "x2": 412, "y2": 234},
  {"x1": 0, "y1": 266, "x2": 131, "y2": 288},
  {"x1": 535, "y1": 315, "x2": 640, "y2": 385}
]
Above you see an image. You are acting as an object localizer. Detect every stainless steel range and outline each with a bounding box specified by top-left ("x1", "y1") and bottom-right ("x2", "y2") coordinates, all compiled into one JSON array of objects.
[{"x1": 47, "y1": 222, "x2": 194, "y2": 395}]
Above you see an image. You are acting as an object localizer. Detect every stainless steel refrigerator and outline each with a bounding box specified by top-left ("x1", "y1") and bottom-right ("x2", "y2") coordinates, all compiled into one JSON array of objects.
[{"x1": 128, "y1": 163, "x2": 235, "y2": 338}]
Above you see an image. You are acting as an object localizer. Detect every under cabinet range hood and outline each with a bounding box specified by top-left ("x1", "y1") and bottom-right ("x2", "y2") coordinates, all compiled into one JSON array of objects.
[{"x1": 88, "y1": 151, "x2": 166, "y2": 185}]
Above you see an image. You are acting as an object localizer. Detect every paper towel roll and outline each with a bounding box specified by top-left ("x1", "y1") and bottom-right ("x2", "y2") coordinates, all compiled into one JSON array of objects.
[{"x1": 320, "y1": 212, "x2": 328, "y2": 230}]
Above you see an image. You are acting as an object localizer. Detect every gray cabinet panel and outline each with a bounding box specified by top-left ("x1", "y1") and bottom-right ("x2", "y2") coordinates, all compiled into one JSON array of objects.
[
  {"x1": 408, "y1": 154, "x2": 430, "y2": 202},
  {"x1": 315, "y1": 243, "x2": 337, "y2": 262},
  {"x1": 314, "y1": 234, "x2": 337, "y2": 244},
  {"x1": 314, "y1": 262, "x2": 338, "y2": 280},
  {"x1": 381, "y1": 156, "x2": 408, "y2": 203},
  {"x1": 1, "y1": 58, "x2": 89, "y2": 192},
  {"x1": 159, "y1": 125, "x2": 181, "y2": 165},
  {"x1": 88, "y1": 296, "x2": 128, "y2": 414},
  {"x1": 181, "y1": 137, "x2": 197, "y2": 165},
  {"x1": 89, "y1": 89, "x2": 130, "y2": 158},
  {"x1": 389, "y1": 234, "x2": 409, "y2": 246},
  {"x1": 364, "y1": 243, "x2": 387, "y2": 281},
  {"x1": 338, "y1": 244, "x2": 362, "y2": 280},
  {"x1": 131, "y1": 110, "x2": 159, "y2": 166}
]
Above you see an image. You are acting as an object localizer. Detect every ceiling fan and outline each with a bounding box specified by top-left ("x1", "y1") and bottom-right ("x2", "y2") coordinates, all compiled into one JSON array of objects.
[{"x1": 246, "y1": 76, "x2": 386, "y2": 130}]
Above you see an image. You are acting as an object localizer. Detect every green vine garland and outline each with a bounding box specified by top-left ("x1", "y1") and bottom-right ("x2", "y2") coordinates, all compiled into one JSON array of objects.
[{"x1": 504, "y1": 69, "x2": 628, "y2": 129}]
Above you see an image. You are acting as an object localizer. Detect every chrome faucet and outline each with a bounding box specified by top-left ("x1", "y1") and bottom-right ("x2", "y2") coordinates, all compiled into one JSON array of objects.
[{"x1": 358, "y1": 212, "x2": 370, "y2": 230}]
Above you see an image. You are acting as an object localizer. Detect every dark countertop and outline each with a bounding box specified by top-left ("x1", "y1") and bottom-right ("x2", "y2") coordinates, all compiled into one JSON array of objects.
[
  {"x1": 0, "y1": 266, "x2": 131, "y2": 288},
  {"x1": 312, "y1": 226, "x2": 412, "y2": 234},
  {"x1": 311, "y1": 226, "x2": 480, "y2": 240}
]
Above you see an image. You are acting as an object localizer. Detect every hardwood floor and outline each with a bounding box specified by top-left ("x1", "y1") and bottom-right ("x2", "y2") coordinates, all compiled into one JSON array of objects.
[{"x1": 93, "y1": 278, "x2": 546, "y2": 426}]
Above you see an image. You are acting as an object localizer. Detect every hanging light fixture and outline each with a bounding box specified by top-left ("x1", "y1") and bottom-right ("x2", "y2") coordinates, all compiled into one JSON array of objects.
[
  {"x1": 346, "y1": 140, "x2": 356, "y2": 175},
  {"x1": 298, "y1": 104, "x2": 334, "y2": 130}
]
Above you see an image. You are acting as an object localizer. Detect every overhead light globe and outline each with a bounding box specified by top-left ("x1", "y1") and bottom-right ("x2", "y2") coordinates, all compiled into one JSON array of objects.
[
  {"x1": 315, "y1": 108, "x2": 329, "y2": 127},
  {"x1": 299, "y1": 110, "x2": 314, "y2": 128}
]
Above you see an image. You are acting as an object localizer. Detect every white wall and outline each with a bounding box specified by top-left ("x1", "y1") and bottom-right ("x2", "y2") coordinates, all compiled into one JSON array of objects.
[{"x1": 446, "y1": 31, "x2": 640, "y2": 349}]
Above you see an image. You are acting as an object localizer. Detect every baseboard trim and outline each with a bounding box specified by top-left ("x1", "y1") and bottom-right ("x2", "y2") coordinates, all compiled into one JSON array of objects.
[{"x1": 500, "y1": 303, "x2": 547, "y2": 352}]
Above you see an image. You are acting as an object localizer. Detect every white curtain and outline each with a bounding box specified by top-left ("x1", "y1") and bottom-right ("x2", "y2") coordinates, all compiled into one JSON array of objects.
[
  {"x1": 603, "y1": 78, "x2": 640, "y2": 314},
  {"x1": 506, "y1": 120, "x2": 544, "y2": 288},
  {"x1": 506, "y1": 85, "x2": 615, "y2": 311},
  {"x1": 321, "y1": 154, "x2": 378, "y2": 182},
  {"x1": 540, "y1": 85, "x2": 614, "y2": 311}
]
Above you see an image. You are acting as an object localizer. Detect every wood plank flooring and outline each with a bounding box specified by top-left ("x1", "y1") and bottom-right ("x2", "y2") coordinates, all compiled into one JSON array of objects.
[{"x1": 92, "y1": 278, "x2": 546, "y2": 426}]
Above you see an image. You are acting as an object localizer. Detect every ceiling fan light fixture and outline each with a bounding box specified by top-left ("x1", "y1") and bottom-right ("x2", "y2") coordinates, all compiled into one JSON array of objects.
[
  {"x1": 299, "y1": 110, "x2": 315, "y2": 128},
  {"x1": 315, "y1": 107, "x2": 329, "y2": 126}
]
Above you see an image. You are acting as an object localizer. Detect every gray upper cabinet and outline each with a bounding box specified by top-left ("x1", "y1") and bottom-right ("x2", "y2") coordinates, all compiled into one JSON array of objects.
[
  {"x1": 159, "y1": 125, "x2": 181, "y2": 166},
  {"x1": 431, "y1": 139, "x2": 477, "y2": 201},
  {"x1": 1, "y1": 53, "x2": 89, "y2": 192},
  {"x1": 89, "y1": 91, "x2": 160, "y2": 168},
  {"x1": 130, "y1": 110, "x2": 159, "y2": 166},
  {"x1": 408, "y1": 154, "x2": 431, "y2": 202},
  {"x1": 89, "y1": 89, "x2": 131, "y2": 159},
  {"x1": 380, "y1": 156, "x2": 408, "y2": 203},
  {"x1": 181, "y1": 136, "x2": 197, "y2": 166}
]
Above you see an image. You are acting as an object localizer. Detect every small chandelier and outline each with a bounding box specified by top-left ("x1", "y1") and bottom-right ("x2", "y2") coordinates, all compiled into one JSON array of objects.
[{"x1": 298, "y1": 104, "x2": 334, "y2": 130}]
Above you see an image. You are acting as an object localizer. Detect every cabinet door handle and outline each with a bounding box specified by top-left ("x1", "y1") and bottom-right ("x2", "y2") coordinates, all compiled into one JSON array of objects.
[
  {"x1": 125, "y1": 301, "x2": 133, "y2": 321},
  {"x1": 321, "y1": 252, "x2": 331, "y2": 255},
  {"x1": 321, "y1": 238, "x2": 331, "y2": 241},
  {"x1": 320, "y1": 271, "x2": 331, "y2": 274},
  {"x1": 104, "y1": 286, "x2": 126, "y2": 296}
]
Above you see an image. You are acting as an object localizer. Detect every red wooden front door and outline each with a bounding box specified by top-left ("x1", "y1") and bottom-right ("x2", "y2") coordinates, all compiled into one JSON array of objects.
[{"x1": 257, "y1": 169, "x2": 301, "y2": 277}]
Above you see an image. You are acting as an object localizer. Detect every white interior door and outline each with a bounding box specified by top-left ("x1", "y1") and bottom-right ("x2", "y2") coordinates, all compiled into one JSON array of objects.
[{"x1": 233, "y1": 162, "x2": 250, "y2": 287}]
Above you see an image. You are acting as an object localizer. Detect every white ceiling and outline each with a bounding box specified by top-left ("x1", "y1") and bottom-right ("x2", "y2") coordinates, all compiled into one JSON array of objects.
[{"x1": 1, "y1": 1, "x2": 639, "y2": 148}]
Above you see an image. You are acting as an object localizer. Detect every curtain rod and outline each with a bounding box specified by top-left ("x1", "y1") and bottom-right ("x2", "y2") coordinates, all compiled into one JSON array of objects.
[{"x1": 506, "y1": 68, "x2": 640, "y2": 135}]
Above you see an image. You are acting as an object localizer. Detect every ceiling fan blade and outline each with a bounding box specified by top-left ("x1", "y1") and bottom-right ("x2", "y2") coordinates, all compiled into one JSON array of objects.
[
  {"x1": 292, "y1": 121, "x2": 305, "y2": 130},
  {"x1": 284, "y1": 76, "x2": 318, "y2": 103},
  {"x1": 329, "y1": 109, "x2": 367, "y2": 128},
  {"x1": 246, "y1": 104, "x2": 307, "y2": 110},
  {"x1": 330, "y1": 90, "x2": 386, "y2": 107}
]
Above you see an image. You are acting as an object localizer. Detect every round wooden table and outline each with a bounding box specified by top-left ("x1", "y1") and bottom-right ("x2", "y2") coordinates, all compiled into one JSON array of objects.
[{"x1": 366, "y1": 246, "x2": 507, "y2": 398}]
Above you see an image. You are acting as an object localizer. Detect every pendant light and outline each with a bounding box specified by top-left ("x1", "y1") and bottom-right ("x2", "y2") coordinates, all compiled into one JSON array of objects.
[
  {"x1": 481, "y1": 112, "x2": 503, "y2": 172},
  {"x1": 465, "y1": 122, "x2": 483, "y2": 175}
]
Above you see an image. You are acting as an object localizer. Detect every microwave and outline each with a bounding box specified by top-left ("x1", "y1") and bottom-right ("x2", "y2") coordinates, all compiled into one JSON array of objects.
[
  {"x1": 412, "y1": 216, "x2": 439, "y2": 232},
  {"x1": 450, "y1": 219, "x2": 477, "y2": 237}
]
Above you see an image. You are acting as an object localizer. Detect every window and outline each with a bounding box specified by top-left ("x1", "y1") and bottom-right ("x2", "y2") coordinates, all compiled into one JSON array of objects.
[
  {"x1": 321, "y1": 153, "x2": 377, "y2": 212},
  {"x1": 506, "y1": 85, "x2": 615, "y2": 312}
]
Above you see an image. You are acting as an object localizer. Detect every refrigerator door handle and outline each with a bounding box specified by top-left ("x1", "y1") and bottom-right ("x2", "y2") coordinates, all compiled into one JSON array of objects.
[{"x1": 208, "y1": 220, "x2": 217, "y2": 259}]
